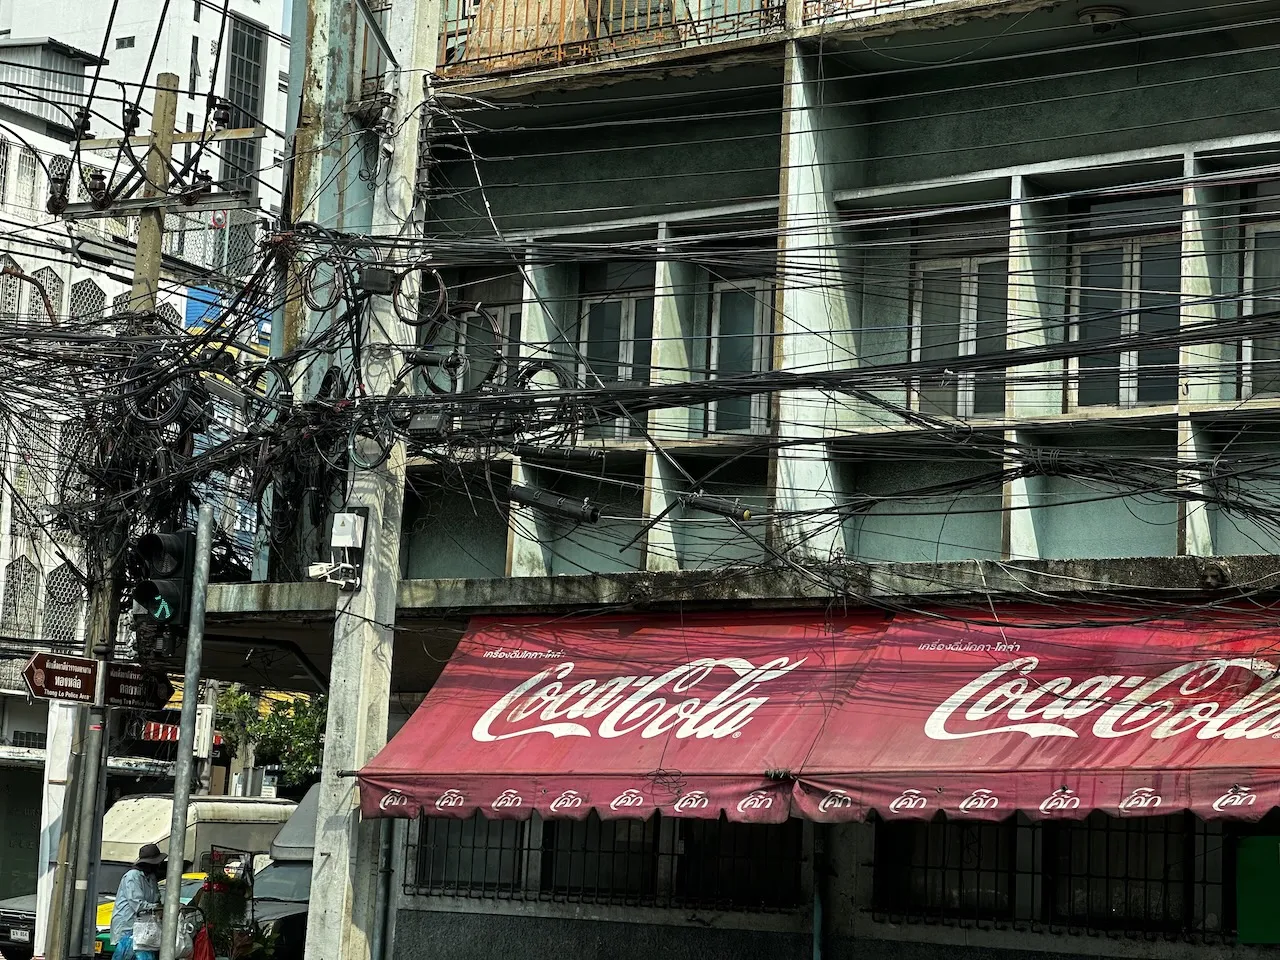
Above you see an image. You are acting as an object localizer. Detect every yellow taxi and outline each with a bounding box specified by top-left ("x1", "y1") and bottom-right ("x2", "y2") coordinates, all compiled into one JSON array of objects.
[{"x1": 93, "y1": 874, "x2": 206, "y2": 955}]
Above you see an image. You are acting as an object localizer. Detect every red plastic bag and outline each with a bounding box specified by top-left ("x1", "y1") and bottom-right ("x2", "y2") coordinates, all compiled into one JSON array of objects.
[{"x1": 192, "y1": 925, "x2": 215, "y2": 960}]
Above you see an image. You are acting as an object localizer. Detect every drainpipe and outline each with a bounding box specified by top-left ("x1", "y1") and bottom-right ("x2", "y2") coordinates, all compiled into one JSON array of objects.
[
  {"x1": 369, "y1": 818, "x2": 394, "y2": 960},
  {"x1": 812, "y1": 824, "x2": 826, "y2": 960}
]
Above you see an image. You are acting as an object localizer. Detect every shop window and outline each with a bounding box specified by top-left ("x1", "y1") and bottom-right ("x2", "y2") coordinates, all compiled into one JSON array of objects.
[
  {"x1": 580, "y1": 294, "x2": 653, "y2": 438},
  {"x1": 1070, "y1": 238, "x2": 1180, "y2": 408},
  {"x1": 873, "y1": 816, "x2": 1024, "y2": 923},
  {"x1": 412, "y1": 811, "x2": 805, "y2": 911},
  {"x1": 1044, "y1": 811, "x2": 1196, "y2": 934},
  {"x1": 1243, "y1": 225, "x2": 1280, "y2": 397},
  {"x1": 912, "y1": 258, "x2": 1008, "y2": 417},
  {"x1": 710, "y1": 280, "x2": 771, "y2": 434}
]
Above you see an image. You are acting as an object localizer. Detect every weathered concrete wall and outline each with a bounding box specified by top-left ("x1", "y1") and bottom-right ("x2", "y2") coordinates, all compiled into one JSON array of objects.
[{"x1": 393, "y1": 910, "x2": 809, "y2": 960}]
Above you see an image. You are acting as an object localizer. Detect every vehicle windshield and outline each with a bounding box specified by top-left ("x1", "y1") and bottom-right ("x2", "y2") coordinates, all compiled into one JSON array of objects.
[
  {"x1": 180, "y1": 878, "x2": 204, "y2": 901},
  {"x1": 252, "y1": 862, "x2": 311, "y2": 902}
]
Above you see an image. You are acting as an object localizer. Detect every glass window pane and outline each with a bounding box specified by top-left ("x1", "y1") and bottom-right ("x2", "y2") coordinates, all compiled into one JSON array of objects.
[
  {"x1": 918, "y1": 269, "x2": 962, "y2": 415},
  {"x1": 584, "y1": 301, "x2": 623, "y2": 383},
  {"x1": 504, "y1": 309, "x2": 522, "y2": 383},
  {"x1": 1078, "y1": 248, "x2": 1124, "y2": 407},
  {"x1": 713, "y1": 288, "x2": 760, "y2": 432},
  {"x1": 1136, "y1": 242, "x2": 1180, "y2": 404},
  {"x1": 631, "y1": 298, "x2": 654, "y2": 384},
  {"x1": 1252, "y1": 231, "x2": 1280, "y2": 394},
  {"x1": 974, "y1": 260, "x2": 1008, "y2": 415}
]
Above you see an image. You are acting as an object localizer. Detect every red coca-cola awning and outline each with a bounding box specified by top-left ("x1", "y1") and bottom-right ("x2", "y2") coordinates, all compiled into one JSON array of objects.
[
  {"x1": 358, "y1": 612, "x2": 886, "y2": 821},
  {"x1": 360, "y1": 609, "x2": 1280, "y2": 822}
]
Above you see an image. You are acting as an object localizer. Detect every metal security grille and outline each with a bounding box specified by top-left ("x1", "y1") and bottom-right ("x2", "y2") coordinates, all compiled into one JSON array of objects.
[
  {"x1": 1, "y1": 256, "x2": 21, "y2": 319},
  {"x1": 410, "y1": 812, "x2": 805, "y2": 911},
  {"x1": 0, "y1": 658, "x2": 25, "y2": 693},
  {"x1": 11, "y1": 730, "x2": 46, "y2": 749},
  {"x1": 29, "y1": 266, "x2": 62, "y2": 321},
  {"x1": 872, "y1": 814, "x2": 1228, "y2": 940},
  {"x1": 70, "y1": 279, "x2": 106, "y2": 321},
  {"x1": 0, "y1": 138, "x2": 9, "y2": 202},
  {"x1": 157, "y1": 303, "x2": 182, "y2": 327},
  {"x1": 223, "y1": 17, "x2": 264, "y2": 195},
  {"x1": 14, "y1": 148, "x2": 37, "y2": 215},
  {"x1": 41, "y1": 563, "x2": 83, "y2": 646},
  {"x1": 0, "y1": 556, "x2": 40, "y2": 639}
]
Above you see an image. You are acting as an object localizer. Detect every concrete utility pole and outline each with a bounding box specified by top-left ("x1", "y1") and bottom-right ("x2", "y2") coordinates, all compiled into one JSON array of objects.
[
  {"x1": 297, "y1": 2, "x2": 434, "y2": 959},
  {"x1": 159, "y1": 503, "x2": 214, "y2": 960},
  {"x1": 50, "y1": 73, "x2": 182, "y2": 960}
]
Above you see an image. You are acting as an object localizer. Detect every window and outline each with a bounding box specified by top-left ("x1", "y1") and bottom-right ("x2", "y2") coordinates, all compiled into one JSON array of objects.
[
  {"x1": 41, "y1": 563, "x2": 84, "y2": 646},
  {"x1": 70, "y1": 279, "x2": 106, "y2": 321},
  {"x1": 0, "y1": 138, "x2": 9, "y2": 206},
  {"x1": 710, "y1": 280, "x2": 770, "y2": 434},
  {"x1": 874, "y1": 817, "x2": 1024, "y2": 923},
  {"x1": 11, "y1": 730, "x2": 46, "y2": 749},
  {"x1": 1070, "y1": 238, "x2": 1180, "y2": 408},
  {"x1": 15, "y1": 147, "x2": 38, "y2": 216},
  {"x1": 872, "y1": 813, "x2": 1226, "y2": 939},
  {"x1": 912, "y1": 258, "x2": 1008, "y2": 417},
  {"x1": 223, "y1": 17, "x2": 265, "y2": 193},
  {"x1": 580, "y1": 294, "x2": 653, "y2": 438},
  {"x1": 1, "y1": 255, "x2": 22, "y2": 319},
  {"x1": 194, "y1": 0, "x2": 201, "y2": 21},
  {"x1": 0, "y1": 556, "x2": 40, "y2": 639},
  {"x1": 412, "y1": 812, "x2": 805, "y2": 911},
  {"x1": 278, "y1": 70, "x2": 289, "y2": 94},
  {"x1": 28, "y1": 266, "x2": 62, "y2": 322},
  {"x1": 190, "y1": 36, "x2": 201, "y2": 91},
  {"x1": 1045, "y1": 812, "x2": 1205, "y2": 934},
  {"x1": 415, "y1": 303, "x2": 519, "y2": 396},
  {"x1": 115, "y1": 36, "x2": 136, "y2": 49},
  {"x1": 1243, "y1": 224, "x2": 1280, "y2": 396}
]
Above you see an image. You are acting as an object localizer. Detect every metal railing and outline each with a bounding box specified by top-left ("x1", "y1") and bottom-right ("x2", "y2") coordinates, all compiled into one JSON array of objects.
[
  {"x1": 436, "y1": 0, "x2": 1026, "y2": 77},
  {"x1": 408, "y1": 811, "x2": 806, "y2": 911}
]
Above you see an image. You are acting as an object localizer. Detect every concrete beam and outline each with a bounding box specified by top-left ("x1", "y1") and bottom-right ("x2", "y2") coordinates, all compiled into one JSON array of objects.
[
  {"x1": 396, "y1": 553, "x2": 1261, "y2": 615},
  {"x1": 206, "y1": 580, "x2": 338, "y2": 615}
]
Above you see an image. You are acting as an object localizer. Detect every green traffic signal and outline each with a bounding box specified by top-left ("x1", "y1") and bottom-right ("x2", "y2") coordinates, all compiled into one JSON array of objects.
[{"x1": 131, "y1": 530, "x2": 196, "y2": 628}]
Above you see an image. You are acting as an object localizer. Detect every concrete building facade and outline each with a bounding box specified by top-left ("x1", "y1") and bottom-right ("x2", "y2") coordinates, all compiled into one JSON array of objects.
[{"x1": 254, "y1": 1, "x2": 1280, "y2": 960}]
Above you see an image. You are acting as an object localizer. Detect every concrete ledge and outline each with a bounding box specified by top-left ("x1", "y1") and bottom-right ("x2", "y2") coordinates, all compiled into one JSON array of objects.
[
  {"x1": 396, "y1": 555, "x2": 1274, "y2": 615},
  {"x1": 207, "y1": 580, "x2": 339, "y2": 617}
]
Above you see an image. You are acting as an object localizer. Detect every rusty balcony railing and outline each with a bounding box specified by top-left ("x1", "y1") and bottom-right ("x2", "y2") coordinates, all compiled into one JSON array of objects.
[{"x1": 435, "y1": 0, "x2": 1020, "y2": 78}]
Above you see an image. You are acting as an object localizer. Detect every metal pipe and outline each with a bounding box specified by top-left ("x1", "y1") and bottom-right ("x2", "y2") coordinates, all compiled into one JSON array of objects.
[
  {"x1": 369, "y1": 819, "x2": 393, "y2": 960},
  {"x1": 69, "y1": 662, "x2": 107, "y2": 954},
  {"x1": 159, "y1": 504, "x2": 214, "y2": 960}
]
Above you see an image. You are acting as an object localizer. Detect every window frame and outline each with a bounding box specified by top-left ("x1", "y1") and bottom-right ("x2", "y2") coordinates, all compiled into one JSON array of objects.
[
  {"x1": 909, "y1": 255, "x2": 1009, "y2": 418},
  {"x1": 14, "y1": 147, "x2": 38, "y2": 218},
  {"x1": 578, "y1": 293, "x2": 653, "y2": 440},
  {"x1": 1240, "y1": 221, "x2": 1280, "y2": 398},
  {"x1": 1067, "y1": 233, "x2": 1182, "y2": 410},
  {"x1": 709, "y1": 278, "x2": 771, "y2": 435}
]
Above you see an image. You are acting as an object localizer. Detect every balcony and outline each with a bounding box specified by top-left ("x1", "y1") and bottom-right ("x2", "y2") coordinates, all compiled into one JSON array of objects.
[{"x1": 436, "y1": 0, "x2": 1000, "y2": 78}]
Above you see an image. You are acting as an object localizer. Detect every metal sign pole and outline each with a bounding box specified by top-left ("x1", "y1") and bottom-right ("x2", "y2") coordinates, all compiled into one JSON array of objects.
[{"x1": 159, "y1": 504, "x2": 214, "y2": 960}]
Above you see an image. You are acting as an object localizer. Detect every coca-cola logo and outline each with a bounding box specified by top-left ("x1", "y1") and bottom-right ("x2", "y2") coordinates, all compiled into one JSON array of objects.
[
  {"x1": 1118, "y1": 788, "x2": 1162, "y2": 812},
  {"x1": 471, "y1": 656, "x2": 805, "y2": 743},
  {"x1": 818, "y1": 789, "x2": 853, "y2": 814},
  {"x1": 1212, "y1": 785, "x2": 1257, "y2": 812},
  {"x1": 379, "y1": 790, "x2": 408, "y2": 812},
  {"x1": 673, "y1": 791, "x2": 709, "y2": 812},
  {"x1": 492, "y1": 789, "x2": 523, "y2": 810},
  {"x1": 1039, "y1": 788, "x2": 1080, "y2": 814},
  {"x1": 549, "y1": 790, "x2": 584, "y2": 812},
  {"x1": 609, "y1": 789, "x2": 645, "y2": 811},
  {"x1": 958, "y1": 789, "x2": 999, "y2": 812},
  {"x1": 736, "y1": 790, "x2": 773, "y2": 814},
  {"x1": 925, "y1": 656, "x2": 1280, "y2": 743},
  {"x1": 434, "y1": 789, "x2": 466, "y2": 810},
  {"x1": 888, "y1": 789, "x2": 928, "y2": 813}
]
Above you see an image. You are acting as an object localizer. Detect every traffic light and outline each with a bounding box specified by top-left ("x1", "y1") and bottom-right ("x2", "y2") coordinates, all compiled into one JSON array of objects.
[{"x1": 131, "y1": 530, "x2": 196, "y2": 629}]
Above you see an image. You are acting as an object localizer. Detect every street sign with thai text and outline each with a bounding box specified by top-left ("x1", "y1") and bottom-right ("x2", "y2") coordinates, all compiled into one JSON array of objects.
[
  {"x1": 22, "y1": 654, "x2": 97, "y2": 703},
  {"x1": 104, "y1": 663, "x2": 174, "y2": 711}
]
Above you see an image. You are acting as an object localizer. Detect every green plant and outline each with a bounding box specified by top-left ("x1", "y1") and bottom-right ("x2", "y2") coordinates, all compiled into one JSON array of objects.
[{"x1": 215, "y1": 687, "x2": 327, "y2": 788}]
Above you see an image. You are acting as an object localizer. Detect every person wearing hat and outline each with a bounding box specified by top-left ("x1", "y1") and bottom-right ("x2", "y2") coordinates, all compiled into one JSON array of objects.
[{"x1": 110, "y1": 843, "x2": 166, "y2": 960}]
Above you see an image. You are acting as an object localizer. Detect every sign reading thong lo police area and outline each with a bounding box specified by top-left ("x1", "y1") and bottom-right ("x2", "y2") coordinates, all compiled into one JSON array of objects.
[
  {"x1": 104, "y1": 662, "x2": 174, "y2": 711},
  {"x1": 22, "y1": 653, "x2": 97, "y2": 703}
]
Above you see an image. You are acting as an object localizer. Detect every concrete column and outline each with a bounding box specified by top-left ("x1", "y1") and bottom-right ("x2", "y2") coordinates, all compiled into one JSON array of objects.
[
  {"x1": 772, "y1": 42, "x2": 858, "y2": 561},
  {"x1": 33, "y1": 700, "x2": 75, "y2": 959},
  {"x1": 1180, "y1": 153, "x2": 1230, "y2": 404},
  {"x1": 301, "y1": 3, "x2": 434, "y2": 960},
  {"x1": 1003, "y1": 176, "x2": 1060, "y2": 560},
  {"x1": 504, "y1": 253, "x2": 577, "y2": 576},
  {"x1": 1178, "y1": 417, "x2": 1214, "y2": 556},
  {"x1": 642, "y1": 224, "x2": 698, "y2": 572}
]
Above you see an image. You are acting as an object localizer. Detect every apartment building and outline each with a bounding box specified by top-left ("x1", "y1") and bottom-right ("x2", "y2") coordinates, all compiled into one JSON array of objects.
[{"x1": 298, "y1": 3, "x2": 1280, "y2": 960}]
